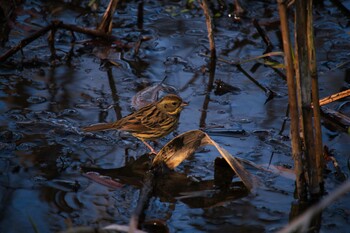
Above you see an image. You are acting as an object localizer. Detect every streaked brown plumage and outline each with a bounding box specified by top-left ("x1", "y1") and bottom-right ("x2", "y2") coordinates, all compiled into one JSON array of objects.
[{"x1": 82, "y1": 94, "x2": 187, "y2": 153}]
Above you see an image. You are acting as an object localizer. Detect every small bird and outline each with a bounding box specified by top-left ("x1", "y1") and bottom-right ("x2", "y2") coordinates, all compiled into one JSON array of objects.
[{"x1": 82, "y1": 94, "x2": 188, "y2": 154}]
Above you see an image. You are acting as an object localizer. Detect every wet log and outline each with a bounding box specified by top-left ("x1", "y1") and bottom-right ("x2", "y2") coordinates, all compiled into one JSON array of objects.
[
  {"x1": 129, "y1": 170, "x2": 155, "y2": 232},
  {"x1": 320, "y1": 106, "x2": 350, "y2": 132}
]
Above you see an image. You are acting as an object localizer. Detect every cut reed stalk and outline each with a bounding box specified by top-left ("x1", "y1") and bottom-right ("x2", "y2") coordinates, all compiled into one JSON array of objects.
[{"x1": 277, "y1": 0, "x2": 306, "y2": 200}]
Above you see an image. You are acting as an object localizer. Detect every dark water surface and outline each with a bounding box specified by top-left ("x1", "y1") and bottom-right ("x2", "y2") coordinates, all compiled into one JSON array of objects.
[{"x1": 1, "y1": 1, "x2": 350, "y2": 232}]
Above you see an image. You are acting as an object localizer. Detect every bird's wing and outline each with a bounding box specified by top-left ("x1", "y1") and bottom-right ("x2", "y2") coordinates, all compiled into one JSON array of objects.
[{"x1": 114, "y1": 105, "x2": 159, "y2": 132}]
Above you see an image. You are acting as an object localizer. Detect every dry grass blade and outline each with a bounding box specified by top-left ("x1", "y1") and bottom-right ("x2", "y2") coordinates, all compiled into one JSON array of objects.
[
  {"x1": 205, "y1": 137, "x2": 255, "y2": 191},
  {"x1": 152, "y1": 130, "x2": 256, "y2": 192},
  {"x1": 203, "y1": 51, "x2": 284, "y2": 67},
  {"x1": 104, "y1": 224, "x2": 146, "y2": 233},
  {"x1": 238, "y1": 51, "x2": 284, "y2": 65},
  {"x1": 278, "y1": 181, "x2": 350, "y2": 233},
  {"x1": 58, "y1": 224, "x2": 146, "y2": 233}
]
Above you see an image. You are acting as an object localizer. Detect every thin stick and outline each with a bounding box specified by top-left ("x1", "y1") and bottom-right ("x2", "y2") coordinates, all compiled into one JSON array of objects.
[
  {"x1": 137, "y1": 0, "x2": 144, "y2": 30},
  {"x1": 128, "y1": 171, "x2": 155, "y2": 233},
  {"x1": 58, "y1": 21, "x2": 116, "y2": 39},
  {"x1": 98, "y1": 0, "x2": 120, "y2": 34},
  {"x1": 253, "y1": 18, "x2": 273, "y2": 53},
  {"x1": 0, "y1": 24, "x2": 53, "y2": 63},
  {"x1": 199, "y1": 0, "x2": 216, "y2": 61},
  {"x1": 236, "y1": 64, "x2": 268, "y2": 93},
  {"x1": 198, "y1": 0, "x2": 217, "y2": 128},
  {"x1": 319, "y1": 89, "x2": 350, "y2": 106},
  {"x1": 199, "y1": 93, "x2": 211, "y2": 129},
  {"x1": 278, "y1": 104, "x2": 290, "y2": 135},
  {"x1": 48, "y1": 27, "x2": 57, "y2": 59},
  {"x1": 203, "y1": 51, "x2": 284, "y2": 66},
  {"x1": 0, "y1": 20, "x2": 117, "y2": 63},
  {"x1": 203, "y1": 53, "x2": 285, "y2": 90},
  {"x1": 106, "y1": 67, "x2": 123, "y2": 120}
]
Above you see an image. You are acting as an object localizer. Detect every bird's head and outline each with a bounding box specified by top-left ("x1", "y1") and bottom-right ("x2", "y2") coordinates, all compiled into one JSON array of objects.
[{"x1": 157, "y1": 94, "x2": 188, "y2": 115}]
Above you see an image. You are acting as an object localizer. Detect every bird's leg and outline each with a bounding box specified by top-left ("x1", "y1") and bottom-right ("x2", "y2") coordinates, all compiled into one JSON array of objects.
[{"x1": 141, "y1": 140, "x2": 158, "y2": 154}]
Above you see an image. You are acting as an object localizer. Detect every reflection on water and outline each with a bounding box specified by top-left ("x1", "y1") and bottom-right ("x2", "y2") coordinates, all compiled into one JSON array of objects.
[{"x1": 1, "y1": 0, "x2": 350, "y2": 233}]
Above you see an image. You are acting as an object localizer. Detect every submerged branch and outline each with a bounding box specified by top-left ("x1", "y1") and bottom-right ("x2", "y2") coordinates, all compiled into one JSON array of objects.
[
  {"x1": 253, "y1": 18, "x2": 273, "y2": 53},
  {"x1": 129, "y1": 170, "x2": 155, "y2": 233},
  {"x1": 201, "y1": 53, "x2": 278, "y2": 101},
  {"x1": 0, "y1": 20, "x2": 117, "y2": 63},
  {"x1": 0, "y1": 23, "x2": 53, "y2": 63}
]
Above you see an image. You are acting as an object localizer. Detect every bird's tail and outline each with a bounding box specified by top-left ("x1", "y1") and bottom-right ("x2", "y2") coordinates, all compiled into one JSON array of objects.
[{"x1": 82, "y1": 122, "x2": 115, "y2": 132}]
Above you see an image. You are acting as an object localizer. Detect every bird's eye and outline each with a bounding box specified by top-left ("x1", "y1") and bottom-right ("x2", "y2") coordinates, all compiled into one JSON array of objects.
[{"x1": 172, "y1": 102, "x2": 177, "y2": 106}]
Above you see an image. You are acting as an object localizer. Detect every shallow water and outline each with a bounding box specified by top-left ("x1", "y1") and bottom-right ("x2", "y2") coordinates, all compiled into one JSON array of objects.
[{"x1": 0, "y1": 1, "x2": 350, "y2": 233}]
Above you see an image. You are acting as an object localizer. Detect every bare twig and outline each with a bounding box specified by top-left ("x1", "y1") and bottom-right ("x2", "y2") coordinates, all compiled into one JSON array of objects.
[
  {"x1": 202, "y1": 53, "x2": 276, "y2": 96},
  {"x1": 319, "y1": 89, "x2": 350, "y2": 106},
  {"x1": 0, "y1": 20, "x2": 117, "y2": 63},
  {"x1": 236, "y1": 64, "x2": 269, "y2": 93},
  {"x1": 137, "y1": 0, "x2": 144, "y2": 30},
  {"x1": 253, "y1": 18, "x2": 273, "y2": 53},
  {"x1": 106, "y1": 67, "x2": 123, "y2": 120},
  {"x1": 58, "y1": 22, "x2": 116, "y2": 39},
  {"x1": 202, "y1": 51, "x2": 284, "y2": 66},
  {"x1": 128, "y1": 171, "x2": 155, "y2": 233},
  {"x1": 0, "y1": 24, "x2": 53, "y2": 63},
  {"x1": 48, "y1": 27, "x2": 57, "y2": 59},
  {"x1": 198, "y1": 0, "x2": 217, "y2": 129},
  {"x1": 98, "y1": 0, "x2": 120, "y2": 34},
  {"x1": 198, "y1": 0, "x2": 216, "y2": 60},
  {"x1": 278, "y1": 104, "x2": 289, "y2": 135}
]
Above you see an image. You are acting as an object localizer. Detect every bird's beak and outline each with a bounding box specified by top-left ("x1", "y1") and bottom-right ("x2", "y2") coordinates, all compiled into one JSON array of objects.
[{"x1": 181, "y1": 101, "x2": 189, "y2": 107}]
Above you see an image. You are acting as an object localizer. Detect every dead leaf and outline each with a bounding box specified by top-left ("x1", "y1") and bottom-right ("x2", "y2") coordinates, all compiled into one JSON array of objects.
[
  {"x1": 132, "y1": 82, "x2": 177, "y2": 110},
  {"x1": 152, "y1": 129, "x2": 257, "y2": 192}
]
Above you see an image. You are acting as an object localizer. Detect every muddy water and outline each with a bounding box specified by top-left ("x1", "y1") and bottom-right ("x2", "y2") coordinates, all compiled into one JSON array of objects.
[{"x1": 0, "y1": 1, "x2": 349, "y2": 233}]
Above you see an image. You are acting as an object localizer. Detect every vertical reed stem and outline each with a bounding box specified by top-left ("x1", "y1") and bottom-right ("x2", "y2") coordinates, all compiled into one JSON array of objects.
[
  {"x1": 307, "y1": 0, "x2": 324, "y2": 193},
  {"x1": 199, "y1": 0, "x2": 217, "y2": 128},
  {"x1": 295, "y1": 0, "x2": 321, "y2": 197},
  {"x1": 199, "y1": 0, "x2": 216, "y2": 62},
  {"x1": 277, "y1": 0, "x2": 306, "y2": 200}
]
